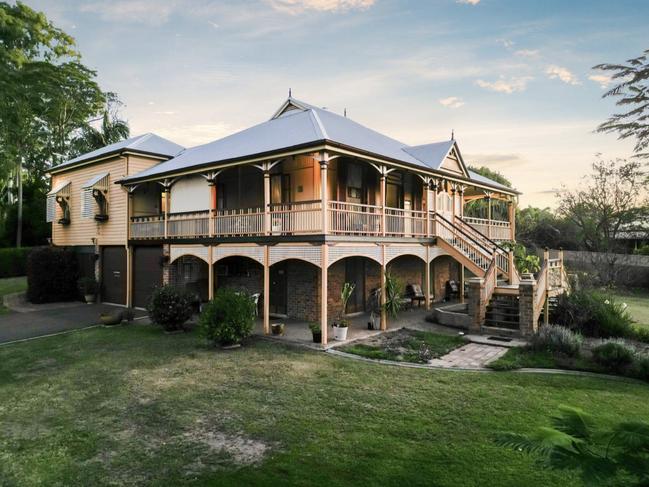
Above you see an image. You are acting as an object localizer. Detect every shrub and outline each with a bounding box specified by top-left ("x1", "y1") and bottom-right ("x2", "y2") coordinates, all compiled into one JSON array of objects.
[
  {"x1": 633, "y1": 354, "x2": 649, "y2": 381},
  {"x1": 0, "y1": 247, "x2": 31, "y2": 278},
  {"x1": 633, "y1": 327, "x2": 649, "y2": 344},
  {"x1": 198, "y1": 288, "x2": 256, "y2": 346},
  {"x1": 552, "y1": 289, "x2": 635, "y2": 339},
  {"x1": 530, "y1": 325, "x2": 583, "y2": 357},
  {"x1": 77, "y1": 277, "x2": 98, "y2": 295},
  {"x1": 147, "y1": 285, "x2": 194, "y2": 332},
  {"x1": 591, "y1": 340, "x2": 635, "y2": 372},
  {"x1": 27, "y1": 247, "x2": 78, "y2": 303}
]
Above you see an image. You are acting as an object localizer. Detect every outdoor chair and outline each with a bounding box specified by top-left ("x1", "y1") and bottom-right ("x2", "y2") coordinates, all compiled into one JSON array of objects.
[
  {"x1": 404, "y1": 284, "x2": 426, "y2": 308},
  {"x1": 445, "y1": 280, "x2": 459, "y2": 301}
]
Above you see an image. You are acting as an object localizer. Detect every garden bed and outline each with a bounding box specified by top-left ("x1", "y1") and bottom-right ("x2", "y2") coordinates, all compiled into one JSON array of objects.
[{"x1": 338, "y1": 328, "x2": 466, "y2": 363}]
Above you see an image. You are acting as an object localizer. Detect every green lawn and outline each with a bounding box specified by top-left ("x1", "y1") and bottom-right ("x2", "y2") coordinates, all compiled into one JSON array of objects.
[
  {"x1": 340, "y1": 329, "x2": 465, "y2": 363},
  {"x1": 0, "y1": 276, "x2": 26, "y2": 314},
  {"x1": 609, "y1": 288, "x2": 649, "y2": 330},
  {"x1": 1, "y1": 326, "x2": 649, "y2": 486}
]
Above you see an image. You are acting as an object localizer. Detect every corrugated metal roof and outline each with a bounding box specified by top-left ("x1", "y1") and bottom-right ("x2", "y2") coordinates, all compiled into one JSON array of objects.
[
  {"x1": 467, "y1": 170, "x2": 513, "y2": 192},
  {"x1": 51, "y1": 133, "x2": 184, "y2": 173},
  {"x1": 47, "y1": 180, "x2": 70, "y2": 196},
  {"x1": 120, "y1": 98, "x2": 518, "y2": 193}
]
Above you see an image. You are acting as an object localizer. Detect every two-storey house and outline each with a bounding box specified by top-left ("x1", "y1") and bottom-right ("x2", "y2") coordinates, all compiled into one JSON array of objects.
[{"x1": 48, "y1": 97, "x2": 565, "y2": 344}]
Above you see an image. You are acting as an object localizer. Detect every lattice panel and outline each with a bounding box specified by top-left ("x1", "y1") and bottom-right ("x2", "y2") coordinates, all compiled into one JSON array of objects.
[
  {"x1": 170, "y1": 245, "x2": 209, "y2": 264},
  {"x1": 428, "y1": 246, "x2": 450, "y2": 263},
  {"x1": 270, "y1": 245, "x2": 321, "y2": 268},
  {"x1": 212, "y1": 245, "x2": 265, "y2": 265},
  {"x1": 385, "y1": 245, "x2": 426, "y2": 264},
  {"x1": 327, "y1": 245, "x2": 382, "y2": 267}
]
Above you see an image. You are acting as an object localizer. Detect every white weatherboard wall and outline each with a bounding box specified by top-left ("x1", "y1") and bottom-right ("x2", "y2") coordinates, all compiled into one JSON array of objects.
[{"x1": 170, "y1": 175, "x2": 210, "y2": 213}]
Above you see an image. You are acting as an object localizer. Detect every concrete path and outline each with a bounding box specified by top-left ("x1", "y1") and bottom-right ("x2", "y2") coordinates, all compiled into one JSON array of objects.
[
  {"x1": 428, "y1": 343, "x2": 508, "y2": 369},
  {"x1": 0, "y1": 301, "x2": 145, "y2": 344}
]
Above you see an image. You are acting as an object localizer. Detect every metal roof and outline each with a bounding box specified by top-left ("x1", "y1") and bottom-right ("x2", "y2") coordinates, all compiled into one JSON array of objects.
[
  {"x1": 50, "y1": 133, "x2": 184, "y2": 173},
  {"x1": 82, "y1": 172, "x2": 109, "y2": 188},
  {"x1": 119, "y1": 98, "x2": 518, "y2": 193}
]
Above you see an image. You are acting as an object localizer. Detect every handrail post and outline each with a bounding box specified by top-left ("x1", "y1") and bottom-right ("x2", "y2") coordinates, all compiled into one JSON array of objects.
[{"x1": 163, "y1": 188, "x2": 169, "y2": 239}]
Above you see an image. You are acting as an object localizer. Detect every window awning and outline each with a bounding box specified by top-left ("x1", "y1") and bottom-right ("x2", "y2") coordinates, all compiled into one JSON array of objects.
[
  {"x1": 82, "y1": 172, "x2": 109, "y2": 191},
  {"x1": 47, "y1": 180, "x2": 71, "y2": 197}
]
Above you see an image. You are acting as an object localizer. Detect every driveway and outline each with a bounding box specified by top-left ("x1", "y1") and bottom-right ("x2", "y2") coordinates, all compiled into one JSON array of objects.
[{"x1": 0, "y1": 301, "x2": 146, "y2": 344}]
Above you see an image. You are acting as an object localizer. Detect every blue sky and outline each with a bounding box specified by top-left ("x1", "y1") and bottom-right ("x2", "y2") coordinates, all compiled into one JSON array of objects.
[{"x1": 30, "y1": 0, "x2": 648, "y2": 206}]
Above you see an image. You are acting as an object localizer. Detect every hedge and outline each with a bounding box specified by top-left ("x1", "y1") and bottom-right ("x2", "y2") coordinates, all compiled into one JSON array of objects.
[
  {"x1": 0, "y1": 247, "x2": 31, "y2": 278},
  {"x1": 27, "y1": 247, "x2": 79, "y2": 303}
]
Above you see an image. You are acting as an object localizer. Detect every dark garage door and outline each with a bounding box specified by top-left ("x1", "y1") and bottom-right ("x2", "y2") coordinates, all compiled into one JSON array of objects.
[
  {"x1": 133, "y1": 246, "x2": 163, "y2": 309},
  {"x1": 102, "y1": 246, "x2": 126, "y2": 305}
]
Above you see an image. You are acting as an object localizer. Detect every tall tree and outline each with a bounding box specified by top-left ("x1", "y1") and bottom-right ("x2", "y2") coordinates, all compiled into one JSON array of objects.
[
  {"x1": 70, "y1": 93, "x2": 130, "y2": 156},
  {"x1": 594, "y1": 49, "x2": 649, "y2": 158},
  {"x1": 0, "y1": 2, "x2": 123, "y2": 247}
]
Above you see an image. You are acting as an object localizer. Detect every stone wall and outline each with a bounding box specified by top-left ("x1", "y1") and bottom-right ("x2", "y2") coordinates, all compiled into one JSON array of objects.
[
  {"x1": 388, "y1": 255, "x2": 424, "y2": 290},
  {"x1": 286, "y1": 260, "x2": 319, "y2": 322}
]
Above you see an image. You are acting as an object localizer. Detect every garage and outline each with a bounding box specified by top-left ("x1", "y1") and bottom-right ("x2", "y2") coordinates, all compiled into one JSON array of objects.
[
  {"x1": 101, "y1": 246, "x2": 126, "y2": 305},
  {"x1": 133, "y1": 246, "x2": 163, "y2": 309}
]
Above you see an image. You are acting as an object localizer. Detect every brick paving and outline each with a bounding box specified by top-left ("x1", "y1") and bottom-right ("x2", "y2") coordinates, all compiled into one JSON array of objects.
[{"x1": 427, "y1": 342, "x2": 508, "y2": 369}]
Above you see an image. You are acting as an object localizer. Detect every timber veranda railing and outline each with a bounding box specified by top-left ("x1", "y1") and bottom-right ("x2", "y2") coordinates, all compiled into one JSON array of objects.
[
  {"x1": 129, "y1": 200, "x2": 511, "y2": 247},
  {"x1": 456, "y1": 217, "x2": 510, "y2": 276},
  {"x1": 461, "y1": 216, "x2": 511, "y2": 241}
]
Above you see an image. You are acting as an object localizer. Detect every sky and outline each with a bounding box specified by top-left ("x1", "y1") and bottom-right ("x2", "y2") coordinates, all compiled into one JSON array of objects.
[{"x1": 28, "y1": 0, "x2": 648, "y2": 207}]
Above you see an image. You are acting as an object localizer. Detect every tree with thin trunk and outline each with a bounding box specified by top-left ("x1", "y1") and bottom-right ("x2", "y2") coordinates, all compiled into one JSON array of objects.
[{"x1": 556, "y1": 157, "x2": 648, "y2": 284}]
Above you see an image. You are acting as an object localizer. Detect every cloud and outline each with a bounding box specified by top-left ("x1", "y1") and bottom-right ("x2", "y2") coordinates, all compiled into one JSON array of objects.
[
  {"x1": 155, "y1": 122, "x2": 239, "y2": 146},
  {"x1": 475, "y1": 76, "x2": 532, "y2": 94},
  {"x1": 439, "y1": 97, "x2": 465, "y2": 108},
  {"x1": 588, "y1": 74, "x2": 612, "y2": 89},
  {"x1": 264, "y1": 0, "x2": 376, "y2": 14},
  {"x1": 154, "y1": 111, "x2": 176, "y2": 115},
  {"x1": 208, "y1": 20, "x2": 219, "y2": 29},
  {"x1": 80, "y1": 0, "x2": 178, "y2": 25},
  {"x1": 456, "y1": 0, "x2": 480, "y2": 4},
  {"x1": 514, "y1": 49, "x2": 539, "y2": 57},
  {"x1": 546, "y1": 65, "x2": 581, "y2": 85},
  {"x1": 499, "y1": 38, "x2": 514, "y2": 49},
  {"x1": 464, "y1": 153, "x2": 526, "y2": 168}
]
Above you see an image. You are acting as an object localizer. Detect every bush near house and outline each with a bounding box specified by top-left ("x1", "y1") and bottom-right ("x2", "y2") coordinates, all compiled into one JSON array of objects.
[
  {"x1": 0, "y1": 247, "x2": 31, "y2": 278},
  {"x1": 529, "y1": 324, "x2": 582, "y2": 357},
  {"x1": 27, "y1": 247, "x2": 78, "y2": 303},
  {"x1": 552, "y1": 289, "x2": 636, "y2": 339},
  {"x1": 591, "y1": 340, "x2": 636, "y2": 373},
  {"x1": 198, "y1": 288, "x2": 256, "y2": 346},
  {"x1": 147, "y1": 285, "x2": 194, "y2": 332}
]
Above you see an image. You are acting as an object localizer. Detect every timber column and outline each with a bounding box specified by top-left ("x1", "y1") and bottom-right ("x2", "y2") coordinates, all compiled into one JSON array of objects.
[
  {"x1": 320, "y1": 152, "x2": 329, "y2": 234},
  {"x1": 263, "y1": 245, "x2": 270, "y2": 335},
  {"x1": 380, "y1": 244, "x2": 387, "y2": 330},
  {"x1": 425, "y1": 245, "x2": 431, "y2": 310},
  {"x1": 320, "y1": 244, "x2": 328, "y2": 345},
  {"x1": 264, "y1": 171, "x2": 271, "y2": 235},
  {"x1": 380, "y1": 171, "x2": 386, "y2": 236}
]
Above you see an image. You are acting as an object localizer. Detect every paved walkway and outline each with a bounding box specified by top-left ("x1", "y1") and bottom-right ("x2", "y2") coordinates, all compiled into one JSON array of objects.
[
  {"x1": 428, "y1": 343, "x2": 508, "y2": 369},
  {"x1": 0, "y1": 299, "x2": 146, "y2": 344}
]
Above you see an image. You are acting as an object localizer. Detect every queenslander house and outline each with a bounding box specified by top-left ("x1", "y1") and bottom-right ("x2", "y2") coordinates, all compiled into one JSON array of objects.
[{"x1": 47, "y1": 97, "x2": 567, "y2": 344}]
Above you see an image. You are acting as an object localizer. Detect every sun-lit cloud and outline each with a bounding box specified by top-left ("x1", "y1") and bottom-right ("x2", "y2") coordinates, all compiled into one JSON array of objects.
[
  {"x1": 264, "y1": 0, "x2": 376, "y2": 14},
  {"x1": 588, "y1": 74, "x2": 613, "y2": 89},
  {"x1": 464, "y1": 153, "x2": 526, "y2": 168},
  {"x1": 515, "y1": 49, "x2": 539, "y2": 57},
  {"x1": 475, "y1": 76, "x2": 532, "y2": 94},
  {"x1": 456, "y1": 0, "x2": 480, "y2": 5},
  {"x1": 546, "y1": 65, "x2": 581, "y2": 85},
  {"x1": 439, "y1": 96, "x2": 465, "y2": 108},
  {"x1": 499, "y1": 38, "x2": 514, "y2": 49},
  {"x1": 154, "y1": 111, "x2": 176, "y2": 115}
]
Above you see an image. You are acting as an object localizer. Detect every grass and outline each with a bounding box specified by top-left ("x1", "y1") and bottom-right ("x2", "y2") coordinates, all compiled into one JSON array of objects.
[
  {"x1": 0, "y1": 276, "x2": 26, "y2": 315},
  {"x1": 608, "y1": 288, "x2": 649, "y2": 330},
  {"x1": 2, "y1": 326, "x2": 649, "y2": 486},
  {"x1": 488, "y1": 347, "x2": 607, "y2": 374},
  {"x1": 340, "y1": 329, "x2": 466, "y2": 363}
]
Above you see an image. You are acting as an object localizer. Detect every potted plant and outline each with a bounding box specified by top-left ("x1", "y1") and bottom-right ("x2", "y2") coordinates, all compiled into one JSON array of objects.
[
  {"x1": 100, "y1": 310, "x2": 123, "y2": 326},
  {"x1": 309, "y1": 322, "x2": 321, "y2": 343},
  {"x1": 78, "y1": 277, "x2": 98, "y2": 304},
  {"x1": 333, "y1": 282, "x2": 355, "y2": 341},
  {"x1": 271, "y1": 323, "x2": 285, "y2": 335},
  {"x1": 333, "y1": 319, "x2": 349, "y2": 341}
]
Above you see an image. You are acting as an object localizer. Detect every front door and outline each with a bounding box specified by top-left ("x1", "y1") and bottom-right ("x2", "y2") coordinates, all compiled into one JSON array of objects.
[
  {"x1": 270, "y1": 262, "x2": 287, "y2": 315},
  {"x1": 101, "y1": 246, "x2": 126, "y2": 305},
  {"x1": 344, "y1": 258, "x2": 365, "y2": 314}
]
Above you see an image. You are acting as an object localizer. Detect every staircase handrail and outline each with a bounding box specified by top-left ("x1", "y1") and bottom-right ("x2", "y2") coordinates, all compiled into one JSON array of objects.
[
  {"x1": 433, "y1": 212, "x2": 494, "y2": 257},
  {"x1": 484, "y1": 257, "x2": 498, "y2": 306},
  {"x1": 533, "y1": 259, "x2": 549, "y2": 324},
  {"x1": 456, "y1": 216, "x2": 509, "y2": 254}
]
